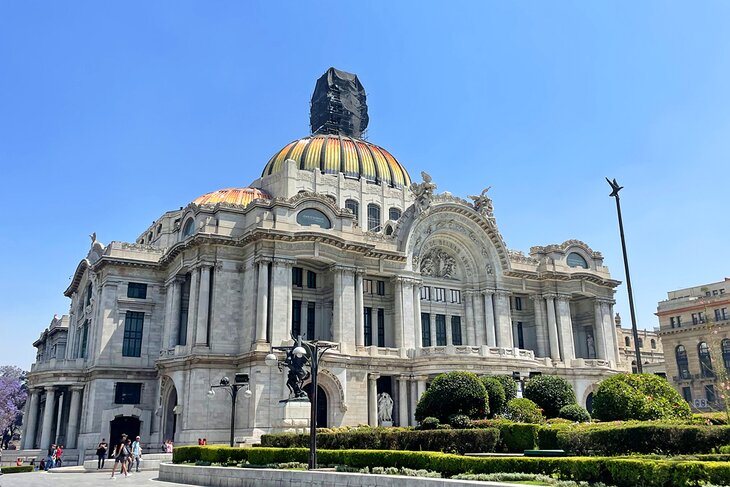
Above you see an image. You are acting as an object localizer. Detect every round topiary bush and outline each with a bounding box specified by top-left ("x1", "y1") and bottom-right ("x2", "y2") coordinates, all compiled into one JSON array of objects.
[
  {"x1": 504, "y1": 398, "x2": 544, "y2": 424},
  {"x1": 418, "y1": 417, "x2": 440, "y2": 430},
  {"x1": 591, "y1": 373, "x2": 692, "y2": 421},
  {"x1": 415, "y1": 371, "x2": 489, "y2": 423},
  {"x1": 480, "y1": 377, "x2": 507, "y2": 418},
  {"x1": 448, "y1": 414, "x2": 473, "y2": 429},
  {"x1": 523, "y1": 375, "x2": 576, "y2": 418},
  {"x1": 558, "y1": 404, "x2": 591, "y2": 423},
  {"x1": 493, "y1": 375, "x2": 519, "y2": 402}
]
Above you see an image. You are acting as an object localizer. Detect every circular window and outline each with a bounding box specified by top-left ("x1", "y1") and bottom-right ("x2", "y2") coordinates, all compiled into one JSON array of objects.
[
  {"x1": 566, "y1": 252, "x2": 589, "y2": 269},
  {"x1": 296, "y1": 208, "x2": 331, "y2": 229}
]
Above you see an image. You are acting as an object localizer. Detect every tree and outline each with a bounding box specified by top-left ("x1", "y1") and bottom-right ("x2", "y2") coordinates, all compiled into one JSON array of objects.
[
  {"x1": 0, "y1": 366, "x2": 28, "y2": 436},
  {"x1": 415, "y1": 371, "x2": 488, "y2": 423},
  {"x1": 523, "y1": 375, "x2": 576, "y2": 418},
  {"x1": 592, "y1": 373, "x2": 691, "y2": 421},
  {"x1": 480, "y1": 376, "x2": 507, "y2": 418},
  {"x1": 493, "y1": 375, "x2": 519, "y2": 402}
]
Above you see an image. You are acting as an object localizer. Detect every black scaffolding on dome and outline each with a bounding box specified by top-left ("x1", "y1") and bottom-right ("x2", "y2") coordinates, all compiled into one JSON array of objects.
[{"x1": 310, "y1": 67, "x2": 369, "y2": 139}]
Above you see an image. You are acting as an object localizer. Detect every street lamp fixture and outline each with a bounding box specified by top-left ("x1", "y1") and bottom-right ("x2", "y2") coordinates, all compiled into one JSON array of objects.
[
  {"x1": 207, "y1": 373, "x2": 251, "y2": 446},
  {"x1": 266, "y1": 335, "x2": 337, "y2": 470}
]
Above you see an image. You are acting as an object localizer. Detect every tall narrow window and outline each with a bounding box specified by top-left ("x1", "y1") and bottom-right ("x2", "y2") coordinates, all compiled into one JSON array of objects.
[
  {"x1": 364, "y1": 279, "x2": 373, "y2": 294},
  {"x1": 514, "y1": 297, "x2": 522, "y2": 311},
  {"x1": 682, "y1": 386, "x2": 692, "y2": 403},
  {"x1": 435, "y1": 314, "x2": 447, "y2": 346},
  {"x1": 699, "y1": 342, "x2": 714, "y2": 377},
  {"x1": 516, "y1": 322, "x2": 524, "y2": 349},
  {"x1": 122, "y1": 311, "x2": 144, "y2": 357},
  {"x1": 706, "y1": 384, "x2": 716, "y2": 404},
  {"x1": 421, "y1": 286, "x2": 431, "y2": 300},
  {"x1": 676, "y1": 345, "x2": 691, "y2": 379},
  {"x1": 451, "y1": 316, "x2": 462, "y2": 346},
  {"x1": 79, "y1": 320, "x2": 89, "y2": 358},
  {"x1": 306, "y1": 302, "x2": 316, "y2": 339},
  {"x1": 367, "y1": 204, "x2": 381, "y2": 232},
  {"x1": 182, "y1": 218, "x2": 195, "y2": 237},
  {"x1": 376, "y1": 280, "x2": 385, "y2": 296},
  {"x1": 292, "y1": 300, "x2": 302, "y2": 336},
  {"x1": 722, "y1": 339, "x2": 730, "y2": 372},
  {"x1": 625, "y1": 336, "x2": 630, "y2": 347},
  {"x1": 292, "y1": 267, "x2": 303, "y2": 287},
  {"x1": 377, "y1": 308, "x2": 385, "y2": 347},
  {"x1": 421, "y1": 313, "x2": 431, "y2": 347},
  {"x1": 345, "y1": 199, "x2": 359, "y2": 224},
  {"x1": 178, "y1": 273, "x2": 191, "y2": 345},
  {"x1": 364, "y1": 307, "x2": 372, "y2": 347},
  {"x1": 307, "y1": 271, "x2": 317, "y2": 289},
  {"x1": 85, "y1": 282, "x2": 93, "y2": 306}
]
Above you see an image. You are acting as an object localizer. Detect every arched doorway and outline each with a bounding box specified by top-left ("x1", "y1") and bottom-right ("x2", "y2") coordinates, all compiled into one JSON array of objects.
[
  {"x1": 163, "y1": 385, "x2": 178, "y2": 442},
  {"x1": 303, "y1": 384, "x2": 328, "y2": 428},
  {"x1": 109, "y1": 416, "x2": 140, "y2": 457},
  {"x1": 586, "y1": 392, "x2": 594, "y2": 414}
]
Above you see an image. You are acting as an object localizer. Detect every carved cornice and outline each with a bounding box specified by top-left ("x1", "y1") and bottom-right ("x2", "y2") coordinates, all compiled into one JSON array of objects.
[
  {"x1": 529, "y1": 239, "x2": 603, "y2": 259},
  {"x1": 508, "y1": 250, "x2": 540, "y2": 265}
]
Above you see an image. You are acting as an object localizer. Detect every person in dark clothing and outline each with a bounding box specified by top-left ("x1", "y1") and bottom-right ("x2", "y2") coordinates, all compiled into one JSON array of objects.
[{"x1": 96, "y1": 439, "x2": 108, "y2": 469}]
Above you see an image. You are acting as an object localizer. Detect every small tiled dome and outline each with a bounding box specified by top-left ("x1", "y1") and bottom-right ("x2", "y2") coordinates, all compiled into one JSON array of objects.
[
  {"x1": 192, "y1": 187, "x2": 271, "y2": 207},
  {"x1": 262, "y1": 135, "x2": 411, "y2": 188}
]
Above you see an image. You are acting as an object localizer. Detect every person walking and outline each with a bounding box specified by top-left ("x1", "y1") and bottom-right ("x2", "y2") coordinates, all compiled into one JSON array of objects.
[
  {"x1": 96, "y1": 439, "x2": 108, "y2": 469},
  {"x1": 45, "y1": 444, "x2": 55, "y2": 470},
  {"x1": 110, "y1": 434, "x2": 129, "y2": 479},
  {"x1": 55, "y1": 445, "x2": 63, "y2": 468},
  {"x1": 131, "y1": 436, "x2": 142, "y2": 473}
]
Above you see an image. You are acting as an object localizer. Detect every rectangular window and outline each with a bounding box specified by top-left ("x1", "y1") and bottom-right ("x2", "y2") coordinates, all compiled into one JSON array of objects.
[
  {"x1": 376, "y1": 280, "x2": 385, "y2": 296},
  {"x1": 292, "y1": 267, "x2": 303, "y2": 287},
  {"x1": 682, "y1": 387, "x2": 692, "y2": 403},
  {"x1": 122, "y1": 311, "x2": 144, "y2": 357},
  {"x1": 723, "y1": 308, "x2": 729, "y2": 320},
  {"x1": 364, "y1": 307, "x2": 372, "y2": 347},
  {"x1": 421, "y1": 313, "x2": 431, "y2": 347},
  {"x1": 127, "y1": 282, "x2": 148, "y2": 299},
  {"x1": 699, "y1": 312, "x2": 706, "y2": 323},
  {"x1": 715, "y1": 309, "x2": 722, "y2": 322},
  {"x1": 85, "y1": 282, "x2": 93, "y2": 306},
  {"x1": 377, "y1": 308, "x2": 385, "y2": 347},
  {"x1": 451, "y1": 316, "x2": 462, "y2": 346},
  {"x1": 514, "y1": 297, "x2": 522, "y2": 311},
  {"x1": 435, "y1": 314, "x2": 447, "y2": 346},
  {"x1": 670, "y1": 317, "x2": 676, "y2": 328},
  {"x1": 306, "y1": 302, "x2": 315, "y2": 339},
  {"x1": 178, "y1": 273, "x2": 191, "y2": 345},
  {"x1": 307, "y1": 271, "x2": 317, "y2": 289},
  {"x1": 292, "y1": 300, "x2": 302, "y2": 336},
  {"x1": 516, "y1": 322, "x2": 525, "y2": 349},
  {"x1": 676, "y1": 316, "x2": 682, "y2": 327},
  {"x1": 692, "y1": 313, "x2": 699, "y2": 325},
  {"x1": 364, "y1": 279, "x2": 373, "y2": 294},
  {"x1": 706, "y1": 384, "x2": 716, "y2": 403},
  {"x1": 450, "y1": 289, "x2": 461, "y2": 304},
  {"x1": 80, "y1": 320, "x2": 89, "y2": 358},
  {"x1": 421, "y1": 286, "x2": 431, "y2": 301},
  {"x1": 435, "y1": 287, "x2": 446, "y2": 302},
  {"x1": 115, "y1": 383, "x2": 142, "y2": 404}
]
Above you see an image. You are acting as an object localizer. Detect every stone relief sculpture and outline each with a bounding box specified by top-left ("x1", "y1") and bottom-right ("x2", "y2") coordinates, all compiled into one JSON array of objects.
[
  {"x1": 377, "y1": 392, "x2": 393, "y2": 424},
  {"x1": 468, "y1": 186, "x2": 494, "y2": 220},
  {"x1": 420, "y1": 248, "x2": 457, "y2": 279},
  {"x1": 409, "y1": 171, "x2": 437, "y2": 213}
]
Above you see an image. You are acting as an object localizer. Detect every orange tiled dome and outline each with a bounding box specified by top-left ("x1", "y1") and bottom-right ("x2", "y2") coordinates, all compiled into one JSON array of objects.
[{"x1": 192, "y1": 187, "x2": 271, "y2": 207}]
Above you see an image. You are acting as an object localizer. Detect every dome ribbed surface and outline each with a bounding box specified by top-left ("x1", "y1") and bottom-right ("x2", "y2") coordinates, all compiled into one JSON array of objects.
[
  {"x1": 192, "y1": 187, "x2": 271, "y2": 207},
  {"x1": 262, "y1": 135, "x2": 411, "y2": 188}
]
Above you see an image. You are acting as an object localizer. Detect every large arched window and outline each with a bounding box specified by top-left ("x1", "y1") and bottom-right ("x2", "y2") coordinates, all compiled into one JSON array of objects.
[
  {"x1": 567, "y1": 252, "x2": 589, "y2": 269},
  {"x1": 367, "y1": 204, "x2": 381, "y2": 232},
  {"x1": 345, "y1": 199, "x2": 359, "y2": 225},
  {"x1": 722, "y1": 339, "x2": 730, "y2": 372},
  {"x1": 699, "y1": 342, "x2": 714, "y2": 378},
  {"x1": 676, "y1": 345, "x2": 691, "y2": 379},
  {"x1": 182, "y1": 218, "x2": 195, "y2": 237}
]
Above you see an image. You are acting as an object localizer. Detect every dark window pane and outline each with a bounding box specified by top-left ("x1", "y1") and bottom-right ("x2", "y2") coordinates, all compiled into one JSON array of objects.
[
  {"x1": 307, "y1": 271, "x2": 317, "y2": 289},
  {"x1": 376, "y1": 281, "x2": 385, "y2": 296},
  {"x1": 292, "y1": 300, "x2": 302, "y2": 336},
  {"x1": 364, "y1": 307, "x2": 372, "y2": 347},
  {"x1": 115, "y1": 383, "x2": 142, "y2": 404},
  {"x1": 451, "y1": 316, "x2": 462, "y2": 346},
  {"x1": 377, "y1": 308, "x2": 385, "y2": 347},
  {"x1": 435, "y1": 314, "x2": 446, "y2": 346},
  {"x1": 307, "y1": 302, "x2": 316, "y2": 339},
  {"x1": 127, "y1": 282, "x2": 148, "y2": 299},
  {"x1": 122, "y1": 311, "x2": 144, "y2": 357},
  {"x1": 421, "y1": 313, "x2": 431, "y2": 347},
  {"x1": 292, "y1": 267, "x2": 303, "y2": 287}
]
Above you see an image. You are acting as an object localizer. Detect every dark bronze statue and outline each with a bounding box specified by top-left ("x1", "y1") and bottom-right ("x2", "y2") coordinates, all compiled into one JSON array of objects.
[{"x1": 284, "y1": 349, "x2": 310, "y2": 399}]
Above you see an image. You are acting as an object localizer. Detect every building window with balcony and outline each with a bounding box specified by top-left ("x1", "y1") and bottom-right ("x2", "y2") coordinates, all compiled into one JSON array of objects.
[
  {"x1": 699, "y1": 342, "x2": 714, "y2": 378},
  {"x1": 435, "y1": 314, "x2": 447, "y2": 346},
  {"x1": 127, "y1": 282, "x2": 147, "y2": 299},
  {"x1": 676, "y1": 345, "x2": 691, "y2": 379},
  {"x1": 115, "y1": 382, "x2": 142, "y2": 404},
  {"x1": 451, "y1": 316, "x2": 462, "y2": 346},
  {"x1": 421, "y1": 313, "x2": 431, "y2": 347},
  {"x1": 122, "y1": 311, "x2": 144, "y2": 357},
  {"x1": 292, "y1": 267, "x2": 303, "y2": 287}
]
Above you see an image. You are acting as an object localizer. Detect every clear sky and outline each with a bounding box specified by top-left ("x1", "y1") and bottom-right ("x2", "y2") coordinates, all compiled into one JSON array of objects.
[{"x1": 2, "y1": 1, "x2": 729, "y2": 371}]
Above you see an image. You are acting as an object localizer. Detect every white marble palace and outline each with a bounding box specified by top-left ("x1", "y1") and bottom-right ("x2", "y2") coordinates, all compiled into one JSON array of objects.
[{"x1": 24, "y1": 68, "x2": 621, "y2": 455}]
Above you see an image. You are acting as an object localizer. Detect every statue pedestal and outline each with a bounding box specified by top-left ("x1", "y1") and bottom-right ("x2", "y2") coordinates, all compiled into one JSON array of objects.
[
  {"x1": 272, "y1": 399, "x2": 311, "y2": 434},
  {"x1": 379, "y1": 420, "x2": 393, "y2": 427}
]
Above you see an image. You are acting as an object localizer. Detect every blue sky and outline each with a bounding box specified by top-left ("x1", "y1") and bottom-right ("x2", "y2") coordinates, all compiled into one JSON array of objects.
[{"x1": 2, "y1": 1, "x2": 729, "y2": 370}]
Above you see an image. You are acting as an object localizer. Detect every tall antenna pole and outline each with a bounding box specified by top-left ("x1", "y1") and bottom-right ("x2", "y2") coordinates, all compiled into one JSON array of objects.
[{"x1": 606, "y1": 178, "x2": 643, "y2": 373}]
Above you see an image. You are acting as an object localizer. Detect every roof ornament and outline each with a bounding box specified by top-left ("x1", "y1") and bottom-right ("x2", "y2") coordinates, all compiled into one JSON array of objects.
[
  {"x1": 87, "y1": 232, "x2": 106, "y2": 264},
  {"x1": 468, "y1": 186, "x2": 495, "y2": 221},
  {"x1": 410, "y1": 171, "x2": 437, "y2": 214},
  {"x1": 310, "y1": 67, "x2": 369, "y2": 138}
]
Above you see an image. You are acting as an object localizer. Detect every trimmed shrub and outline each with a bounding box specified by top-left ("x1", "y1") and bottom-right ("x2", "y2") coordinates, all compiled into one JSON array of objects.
[
  {"x1": 504, "y1": 398, "x2": 544, "y2": 424},
  {"x1": 523, "y1": 375, "x2": 576, "y2": 418},
  {"x1": 173, "y1": 446, "x2": 249, "y2": 464},
  {"x1": 498, "y1": 422, "x2": 540, "y2": 452},
  {"x1": 415, "y1": 371, "x2": 488, "y2": 422},
  {"x1": 559, "y1": 404, "x2": 591, "y2": 423},
  {"x1": 448, "y1": 414, "x2": 472, "y2": 429},
  {"x1": 493, "y1": 375, "x2": 519, "y2": 402},
  {"x1": 592, "y1": 373, "x2": 692, "y2": 421},
  {"x1": 480, "y1": 376, "x2": 507, "y2": 417},
  {"x1": 0, "y1": 465, "x2": 34, "y2": 474},
  {"x1": 419, "y1": 417, "x2": 440, "y2": 430}
]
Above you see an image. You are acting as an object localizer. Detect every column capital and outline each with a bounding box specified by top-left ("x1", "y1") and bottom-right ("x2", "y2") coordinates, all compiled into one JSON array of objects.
[
  {"x1": 595, "y1": 297, "x2": 615, "y2": 305},
  {"x1": 272, "y1": 257, "x2": 295, "y2": 268},
  {"x1": 355, "y1": 268, "x2": 367, "y2": 277},
  {"x1": 529, "y1": 294, "x2": 543, "y2": 301},
  {"x1": 412, "y1": 375, "x2": 429, "y2": 381},
  {"x1": 44, "y1": 386, "x2": 57, "y2": 393},
  {"x1": 481, "y1": 289, "x2": 495, "y2": 297},
  {"x1": 254, "y1": 256, "x2": 272, "y2": 265},
  {"x1": 368, "y1": 373, "x2": 380, "y2": 381},
  {"x1": 555, "y1": 294, "x2": 572, "y2": 303},
  {"x1": 70, "y1": 385, "x2": 84, "y2": 392},
  {"x1": 330, "y1": 263, "x2": 357, "y2": 274},
  {"x1": 543, "y1": 293, "x2": 558, "y2": 300},
  {"x1": 494, "y1": 289, "x2": 512, "y2": 298}
]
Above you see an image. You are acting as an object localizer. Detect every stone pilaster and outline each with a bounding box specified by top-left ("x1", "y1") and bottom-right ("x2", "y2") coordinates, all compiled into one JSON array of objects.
[
  {"x1": 194, "y1": 265, "x2": 212, "y2": 346},
  {"x1": 483, "y1": 291, "x2": 496, "y2": 346},
  {"x1": 494, "y1": 291, "x2": 513, "y2": 348},
  {"x1": 355, "y1": 270, "x2": 364, "y2": 347},
  {"x1": 398, "y1": 376, "x2": 408, "y2": 427},
  {"x1": 392, "y1": 277, "x2": 404, "y2": 348},
  {"x1": 22, "y1": 388, "x2": 40, "y2": 449},
  {"x1": 65, "y1": 386, "x2": 83, "y2": 449},
  {"x1": 271, "y1": 259, "x2": 294, "y2": 345},
  {"x1": 413, "y1": 283, "x2": 422, "y2": 348},
  {"x1": 186, "y1": 268, "x2": 200, "y2": 346},
  {"x1": 465, "y1": 291, "x2": 476, "y2": 346},
  {"x1": 556, "y1": 295, "x2": 575, "y2": 361},
  {"x1": 39, "y1": 386, "x2": 57, "y2": 449},
  {"x1": 530, "y1": 294, "x2": 547, "y2": 357},
  {"x1": 368, "y1": 373, "x2": 380, "y2": 427},
  {"x1": 255, "y1": 258, "x2": 270, "y2": 344},
  {"x1": 593, "y1": 299, "x2": 607, "y2": 359}
]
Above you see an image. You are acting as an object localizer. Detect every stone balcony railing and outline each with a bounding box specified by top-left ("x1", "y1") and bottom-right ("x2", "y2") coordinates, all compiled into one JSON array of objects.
[
  {"x1": 417, "y1": 345, "x2": 536, "y2": 360},
  {"x1": 30, "y1": 357, "x2": 86, "y2": 373}
]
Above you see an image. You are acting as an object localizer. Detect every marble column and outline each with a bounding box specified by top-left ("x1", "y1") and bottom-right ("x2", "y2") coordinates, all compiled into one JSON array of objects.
[
  {"x1": 494, "y1": 291, "x2": 514, "y2": 348},
  {"x1": 601, "y1": 301, "x2": 618, "y2": 364},
  {"x1": 355, "y1": 271, "x2": 364, "y2": 347},
  {"x1": 429, "y1": 312, "x2": 436, "y2": 348},
  {"x1": 186, "y1": 268, "x2": 200, "y2": 346},
  {"x1": 271, "y1": 259, "x2": 293, "y2": 345},
  {"x1": 332, "y1": 267, "x2": 344, "y2": 343},
  {"x1": 556, "y1": 295, "x2": 575, "y2": 362},
  {"x1": 164, "y1": 278, "x2": 182, "y2": 348},
  {"x1": 445, "y1": 313, "x2": 453, "y2": 346},
  {"x1": 413, "y1": 284, "x2": 422, "y2": 348},
  {"x1": 473, "y1": 291, "x2": 486, "y2": 346},
  {"x1": 409, "y1": 379, "x2": 418, "y2": 426},
  {"x1": 483, "y1": 291, "x2": 496, "y2": 346},
  {"x1": 23, "y1": 389, "x2": 41, "y2": 449},
  {"x1": 39, "y1": 387, "x2": 57, "y2": 449},
  {"x1": 393, "y1": 278, "x2": 404, "y2": 348},
  {"x1": 368, "y1": 373, "x2": 380, "y2": 427},
  {"x1": 54, "y1": 390, "x2": 64, "y2": 444},
  {"x1": 65, "y1": 386, "x2": 83, "y2": 449},
  {"x1": 416, "y1": 377, "x2": 427, "y2": 403},
  {"x1": 593, "y1": 299, "x2": 607, "y2": 359},
  {"x1": 398, "y1": 376, "x2": 408, "y2": 427},
  {"x1": 195, "y1": 265, "x2": 212, "y2": 346},
  {"x1": 255, "y1": 259, "x2": 270, "y2": 343},
  {"x1": 531, "y1": 294, "x2": 548, "y2": 357},
  {"x1": 465, "y1": 292, "x2": 476, "y2": 346}
]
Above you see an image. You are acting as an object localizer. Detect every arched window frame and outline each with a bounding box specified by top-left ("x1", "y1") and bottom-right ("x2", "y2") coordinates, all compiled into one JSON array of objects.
[
  {"x1": 388, "y1": 207, "x2": 402, "y2": 221},
  {"x1": 367, "y1": 204, "x2": 381, "y2": 232},
  {"x1": 566, "y1": 252, "x2": 589, "y2": 269},
  {"x1": 345, "y1": 199, "x2": 359, "y2": 225},
  {"x1": 722, "y1": 339, "x2": 730, "y2": 372},
  {"x1": 651, "y1": 339, "x2": 657, "y2": 349},
  {"x1": 676, "y1": 344, "x2": 691, "y2": 379},
  {"x1": 182, "y1": 218, "x2": 195, "y2": 238},
  {"x1": 699, "y1": 341, "x2": 714, "y2": 378},
  {"x1": 625, "y1": 336, "x2": 630, "y2": 347}
]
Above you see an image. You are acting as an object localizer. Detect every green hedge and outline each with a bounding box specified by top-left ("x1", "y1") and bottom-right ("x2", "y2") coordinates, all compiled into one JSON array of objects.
[
  {"x1": 261, "y1": 428, "x2": 500, "y2": 454},
  {"x1": 0, "y1": 465, "x2": 34, "y2": 474},
  {"x1": 556, "y1": 424, "x2": 730, "y2": 455},
  {"x1": 173, "y1": 446, "x2": 730, "y2": 487}
]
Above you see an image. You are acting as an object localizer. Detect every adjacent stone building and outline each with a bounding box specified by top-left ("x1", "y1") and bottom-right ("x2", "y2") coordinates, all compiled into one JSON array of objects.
[
  {"x1": 614, "y1": 314, "x2": 664, "y2": 374},
  {"x1": 25, "y1": 68, "x2": 623, "y2": 456},
  {"x1": 657, "y1": 278, "x2": 730, "y2": 410}
]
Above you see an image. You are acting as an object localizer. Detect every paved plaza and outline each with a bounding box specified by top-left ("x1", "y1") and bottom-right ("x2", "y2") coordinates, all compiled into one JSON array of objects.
[{"x1": 0, "y1": 470, "x2": 190, "y2": 487}]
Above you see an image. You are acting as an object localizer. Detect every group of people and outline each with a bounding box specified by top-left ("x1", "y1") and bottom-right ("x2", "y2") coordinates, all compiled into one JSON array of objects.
[
  {"x1": 96, "y1": 434, "x2": 143, "y2": 478},
  {"x1": 39, "y1": 444, "x2": 63, "y2": 470},
  {"x1": 196, "y1": 438, "x2": 208, "y2": 445}
]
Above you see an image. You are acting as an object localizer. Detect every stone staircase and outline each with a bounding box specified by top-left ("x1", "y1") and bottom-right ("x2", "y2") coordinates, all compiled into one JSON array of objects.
[{"x1": 82, "y1": 452, "x2": 172, "y2": 472}]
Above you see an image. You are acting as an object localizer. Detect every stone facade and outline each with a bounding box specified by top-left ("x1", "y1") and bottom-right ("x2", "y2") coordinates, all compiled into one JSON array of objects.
[
  {"x1": 657, "y1": 278, "x2": 730, "y2": 410},
  {"x1": 25, "y1": 71, "x2": 624, "y2": 454},
  {"x1": 614, "y1": 315, "x2": 665, "y2": 374}
]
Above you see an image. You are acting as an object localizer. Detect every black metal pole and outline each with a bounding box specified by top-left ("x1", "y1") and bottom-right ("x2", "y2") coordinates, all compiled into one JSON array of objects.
[
  {"x1": 309, "y1": 344, "x2": 318, "y2": 470},
  {"x1": 230, "y1": 386, "x2": 238, "y2": 447},
  {"x1": 607, "y1": 178, "x2": 643, "y2": 373}
]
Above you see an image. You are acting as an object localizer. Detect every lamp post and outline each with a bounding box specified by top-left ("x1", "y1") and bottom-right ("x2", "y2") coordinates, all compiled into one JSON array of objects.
[
  {"x1": 207, "y1": 374, "x2": 252, "y2": 447},
  {"x1": 606, "y1": 178, "x2": 643, "y2": 373},
  {"x1": 266, "y1": 336, "x2": 337, "y2": 470}
]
